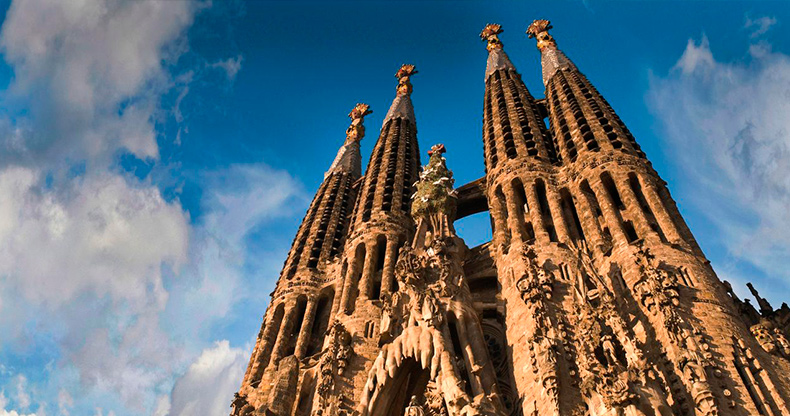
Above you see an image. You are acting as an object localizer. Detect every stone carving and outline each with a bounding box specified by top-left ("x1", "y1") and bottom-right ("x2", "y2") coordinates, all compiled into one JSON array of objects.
[
  {"x1": 480, "y1": 23, "x2": 504, "y2": 51},
  {"x1": 235, "y1": 19, "x2": 790, "y2": 416},
  {"x1": 572, "y1": 247, "x2": 673, "y2": 416},
  {"x1": 346, "y1": 103, "x2": 372, "y2": 142},
  {"x1": 526, "y1": 19, "x2": 556, "y2": 50},
  {"x1": 314, "y1": 322, "x2": 354, "y2": 415},
  {"x1": 396, "y1": 64, "x2": 418, "y2": 96}
]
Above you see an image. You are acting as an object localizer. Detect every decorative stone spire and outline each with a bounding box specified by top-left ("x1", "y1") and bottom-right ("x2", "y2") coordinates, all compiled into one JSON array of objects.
[
  {"x1": 527, "y1": 19, "x2": 576, "y2": 86},
  {"x1": 383, "y1": 64, "x2": 417, "y2": 125},
  {"x1": 480, "y1": 23, "x2": 515, "y2": 80},
  {"x1": 325, "y1": 103, "x2": 371, "y2": 178},
  {"x1": 411, "y1": 144, "x2": 457, "y2": 247}
]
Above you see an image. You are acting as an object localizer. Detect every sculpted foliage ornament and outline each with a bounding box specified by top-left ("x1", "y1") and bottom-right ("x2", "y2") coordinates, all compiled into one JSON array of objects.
[
  {"x1": 480, "y1": 23, "x2": 504, "y2": 51},
  {"x1": 526, "y1": 19, "x2": 556, "y2": 50},
  {"x1": 345, "y1": 103, "x2": 372, "y2": 142}
]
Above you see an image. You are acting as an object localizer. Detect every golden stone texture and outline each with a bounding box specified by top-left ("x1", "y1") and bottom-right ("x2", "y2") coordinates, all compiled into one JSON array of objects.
[{"x1": 230, "y1": 20, "x2": 790, "y2": 416}]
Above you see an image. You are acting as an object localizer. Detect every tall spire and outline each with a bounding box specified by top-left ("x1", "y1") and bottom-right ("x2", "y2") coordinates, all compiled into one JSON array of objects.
[
  {"x1": 383, "y1": 64, "x2": 417, "y2": 125},
  {"x1": 527, "y1": 19, "x2": 576, "y2": 86},
  {"x1": 479, "y1": 23, "x2": 557, "y2": 167},
  {"x1": 325, "y1": 103, "x2": 372, "y2": 178},
  {"x1": 480, "y1": 23, "x2": 515, "y2": 80}
]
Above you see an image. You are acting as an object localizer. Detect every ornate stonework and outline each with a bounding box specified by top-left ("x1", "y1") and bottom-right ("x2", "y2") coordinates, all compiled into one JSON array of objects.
[{"x1": 232, "y1": 19, "x2": 790, "y2": 416}]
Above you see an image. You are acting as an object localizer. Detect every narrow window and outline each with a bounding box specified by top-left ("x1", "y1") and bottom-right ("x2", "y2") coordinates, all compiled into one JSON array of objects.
[
  {"x1": 307, "y1": 290, "x2": 334, "y2": 356},
  {"x1": 369, "y1": 236, "x2": 387, "y2": 300}
]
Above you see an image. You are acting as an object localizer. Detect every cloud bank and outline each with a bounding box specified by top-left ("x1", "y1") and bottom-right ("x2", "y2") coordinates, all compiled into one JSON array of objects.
[
  {"x1": 0, "y1": 1, "x2": 303, "y2": 415},
  {"x1": 648, "y1": 19, "x2": 790, "y2": 305}
]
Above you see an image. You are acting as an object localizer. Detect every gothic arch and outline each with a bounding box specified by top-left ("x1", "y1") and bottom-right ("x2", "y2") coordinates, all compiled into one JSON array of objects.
[{"x1": 360, "y1": 325, "x2": 467, "y2": 416}]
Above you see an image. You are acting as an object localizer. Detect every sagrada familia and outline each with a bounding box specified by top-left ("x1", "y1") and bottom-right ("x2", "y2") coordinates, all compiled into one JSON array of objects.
[{"x1": 230, "y1": 20, "x2": 790, "y2": 416}]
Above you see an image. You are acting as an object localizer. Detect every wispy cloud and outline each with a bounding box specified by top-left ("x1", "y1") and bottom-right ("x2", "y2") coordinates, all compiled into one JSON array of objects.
[
  {"x1": 648, "y1": 18, "x2": 790, "y2": 305},
  {"x1": 745, "y1": 15, "x2": 777, "y2": 38},
  {"x1": 0, "y1": 1, "x2": 300, "y2": 414}
]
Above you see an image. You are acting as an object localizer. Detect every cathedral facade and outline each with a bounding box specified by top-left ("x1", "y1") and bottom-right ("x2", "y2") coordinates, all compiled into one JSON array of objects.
[{"x1": 231, "y1": 20, "x2": 790, "y2": 416}]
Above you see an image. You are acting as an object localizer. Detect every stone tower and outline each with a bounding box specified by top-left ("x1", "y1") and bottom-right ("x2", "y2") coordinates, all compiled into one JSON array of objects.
[{"x1": 232, "y1": 20, "x2": 790, "y2": 416}]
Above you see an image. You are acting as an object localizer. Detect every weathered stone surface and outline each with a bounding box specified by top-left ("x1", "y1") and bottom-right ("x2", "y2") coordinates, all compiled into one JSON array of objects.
[{"x1": 231, "y1": 20, "x2": 790, "y2": 416}]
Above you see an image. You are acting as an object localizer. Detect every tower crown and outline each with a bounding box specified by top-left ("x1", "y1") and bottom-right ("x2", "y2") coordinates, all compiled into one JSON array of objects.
[
  {"x1": 480, "y1": 23, "x2": 516, "y2": 80},
  {"x1": 526, "y1": 19, "x2": 557, "y2": 50},
  {"x1": 395, "y1": 64, "x2": 417, "y2": 96},
  {"x1": 345, "y1": 103, "x2": 372, "y2": 143},
  {"x1": 326, "y1": 103, "x2": 371, "y2": 178},
  {"x1": 480, "y1": 23, "x2": 504, "y2": 51},
  {"x1": 383, "y1": 64, "x2": 418, "y2": 126}
]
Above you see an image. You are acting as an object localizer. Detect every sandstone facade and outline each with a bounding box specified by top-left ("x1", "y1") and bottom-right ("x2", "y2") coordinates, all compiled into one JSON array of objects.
[{"x1": 230, "y1": 20, "x2": 790, "y2": 416}]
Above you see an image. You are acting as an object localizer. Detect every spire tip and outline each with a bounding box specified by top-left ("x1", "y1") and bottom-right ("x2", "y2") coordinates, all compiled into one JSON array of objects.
[
  {"x1": 346, "y1": 103, "x2": 372, "y2": 142},
  {"x1": 480, "y1": 23, "x2": 504, "y2": 51},
  {"x1": 395, "y1": 64, "x2": 417, "y2": 96},
  {"x1": 526, "y1": 19, "x2": 556, "y2": 50}
]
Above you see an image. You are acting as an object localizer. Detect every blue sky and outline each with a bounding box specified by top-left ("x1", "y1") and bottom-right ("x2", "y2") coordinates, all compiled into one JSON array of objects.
[{"x1": 0, "y1": 1, "x2": 788, "y2": 415}]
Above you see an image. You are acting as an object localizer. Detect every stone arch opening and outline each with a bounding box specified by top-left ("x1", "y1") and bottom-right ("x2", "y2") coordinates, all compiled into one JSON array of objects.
[{"x1": 370, "y1": 357, "x2": 432, "y2": 416}]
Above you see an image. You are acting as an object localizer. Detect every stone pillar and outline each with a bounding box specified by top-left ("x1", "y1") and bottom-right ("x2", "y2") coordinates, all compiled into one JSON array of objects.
[
  {"x1": 270, "y1": 299, "x2": 299, "y2": 364},
  {"x1": 640, "y1": 176, "x2": 684, "y2": 244},
  {"x1": 246, "y1": 312, "x2": 280, "y2": 385},
  {"x1": 615, "y1": 174, "x2": 656, "y2": 241},
  {"x1": 464, "y1": 315, "x2": 500, "y2": 396},
  {"x1": 358, "y1": 241, "x2": 377, "y2": 300},
  {"x1": 340, "y1": 251, "x2": 362, "y2": 313},
  {"x1": 455, "y1": 314, "x2": 485, "y2": 396},
  {"x1": 295, "y1": 297, "x2": 319, "y2": 359},
  {"x1": 504, "y1": 182, "x2": 527, "y2": 242},
  {"x1": 590, "y1": 179, "x2": 628, "y2": 244},
  {"x1": 526, "y1": 180, "x2": 550, "y2": 244},
  {"x1": 573, "y1": 182, "x2": 605, "y2": 249},
  {"x1": 545, "y1": 185, "x2": 570, "y2": 244},
  {"x1": 379, "y1": 235, "x2": 400, "y2": 296}
]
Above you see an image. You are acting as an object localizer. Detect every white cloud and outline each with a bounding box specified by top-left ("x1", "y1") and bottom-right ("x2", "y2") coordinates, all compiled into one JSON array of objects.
[
  {"x1": 0, "y1": 0, "x2": 304, "y2": 414},
  {"x1": 168, "y1": 341, "x2": 247, "y2": 416},
  {"x1": 0, "y1": 168, "x2": 189, "y2": 307},
  {"x1": 210, "y1": 56, "x2": 243, "y2": 81},
  {"x1": 0, "y1": 390, "x2": 36, "y2": 416},
  {"x1": 0, "y1": 0, "x2": 198, "y2": 163},
  {"x1": 745, "y1": 15, "x2": 777, "y2": 38},
  {"x1": 648, "y1": 30, "x2": 790, "y2": 305},
  {"x1": 13, "y1": 377, "x2": 28, "y2": 412}
]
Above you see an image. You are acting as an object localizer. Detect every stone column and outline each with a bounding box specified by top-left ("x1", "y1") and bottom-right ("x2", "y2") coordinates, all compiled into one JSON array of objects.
[
  {"x1": 455, "y1": 314, "x2": 485, "y2": 396},
  {"x1": 379, "y1": 235, "x2": 400, "y2": 296},
  {"x1": 464, "y1": 315, "x2": 500, "y2": 396},
  {"x1": 503, "y1": 182, "x2": 527, "y2": 242},
  {"x1": 573, "y1": 182, "x2": 605, "y2": 249},
  {"x1": 545, "y1": 185, "x2": 570, "y2": 244},
  {"x1": 490, "y1": 188, "x2": 511, "y2": 245},
  {"x1": 340, "y1": 250, "x2": 362, "y2": 313},
  {"x1": 295, "y1": 297, "x2": 319, "y2": 358},
  {"x1": 615, "y1": 173, "x2": 656, "y2": 241},
  {"x1": 640, "y1": 176, "x2": 684, "y2": 244},
  {"x1": 590, "y1": 179, "x2": 628, "y2": 244},
  {"x1": 270, "y1": 299, "x2": 299, "y2": 364},
  {"x1": 358, "y1": 241, "x2": 377, "y2": 300},
  {"x1": 245, "y1": 313, "x2": 280, "y2": 386},
  {"x1": 526, "y1": 180, "x2": 550, "y2": 244}
]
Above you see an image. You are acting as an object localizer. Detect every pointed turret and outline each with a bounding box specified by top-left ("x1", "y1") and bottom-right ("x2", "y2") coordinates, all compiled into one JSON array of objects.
[
  {"x1": 280, "y1": 103, "x2": 372, "y2": 280},
  {"x1": 352, "y1": 64, "x2": 421, "y2": 225},
  {"x1": 480, "y1": 23, "x2": 557, "y2": 171},
  {"x1": 527, "y1": 19, "x2": 644, "y2": 162},
  {"x1": 339, "y1": 65, "x2": 421, "y2": 316},
  {"x1": 238, "y1": 104, "x2": 372, "y2": 404}
]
